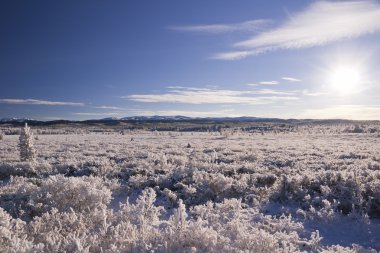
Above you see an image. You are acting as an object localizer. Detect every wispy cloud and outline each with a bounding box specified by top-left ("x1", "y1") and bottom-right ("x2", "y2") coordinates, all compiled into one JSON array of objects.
[
  {"x1": 125, "y1": 87, "x2": 298, "y2": 105},
  {"x1": 215, "y1": 1, "x2": 380, "y2": 60},
  {"x1": 0, "y1": 98, "x2": 84, "y2": 106},
  {"x1": 248, "y1": 78, "x2": 299, "y2": 86},
  {"x1": 259, "y1": 81, "x2": 279, "y2": 85},
  {"x1": 255, "y1": 89, "x2": 294, "y2": 95},
  {"x1": 170, "y1": 19, "x2": 270, "y2": 34},
  {"x1": 212, "y1": 48, "x2": 269, "y2": 60},
  {"x1": 281, "y1": 77, "x2": 301, "y2": 82},
  {"x1": 302, "y1": 90, "x2": 327, "y2": 96},
  {"x1": 95, "y1": 105, "x2": 126, "y2": 110}
]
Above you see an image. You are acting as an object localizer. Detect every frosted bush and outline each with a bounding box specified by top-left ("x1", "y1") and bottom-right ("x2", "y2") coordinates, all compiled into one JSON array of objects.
[
  {"x1": 321, "y1": 245, "x2": 378, "y2": 253},
  {"x1": 0, "y1": 207, "x2": 39, "y2": 252},
  {"x1": 0, "y1": 163, "x2": 37, "y2": 179},
  {"x1": 162, "y1": 188, "x2": 177, "y2": 206},
  {"x1": 0, "y1": 162, "x2": 53, "y2": 180},
  {"x1": 0, "y1": 183, "x2": 377, "y2": 252},
  {"x1": 28, "y1": 175, "x2": 112, "y2": 215},
  {"x1": 1, "y1": 125, "x2": 380, "y2": 251},
  {"x1": 18, "y1": 123, "x2": 36, "y2": 162},
  {"x1": 189, "y1": 171, "x2": 236, "y2": 204}
]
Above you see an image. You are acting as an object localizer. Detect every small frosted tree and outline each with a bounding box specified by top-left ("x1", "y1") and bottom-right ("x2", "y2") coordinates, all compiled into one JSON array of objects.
[{"x1": 19, "y1": 123, "x2": 36, "y2": 161}]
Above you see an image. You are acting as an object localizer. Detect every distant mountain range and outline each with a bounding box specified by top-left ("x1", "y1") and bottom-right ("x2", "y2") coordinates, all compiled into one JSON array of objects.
[
  {"x1": 111, "y1": 115, "x2": 292, "y2": 122},
  {"x1": 99, "y1": 115, "x2": 285, "y2": 122},
  {"x1": 0, "y1": 117, "x2": 34, "y2": 123},
  {"x1": 0, "y1": 116, "x2": 374, "y2": 125},
  {"x1": 113, "y1": 115, "x2": 192, "y2": 121}
]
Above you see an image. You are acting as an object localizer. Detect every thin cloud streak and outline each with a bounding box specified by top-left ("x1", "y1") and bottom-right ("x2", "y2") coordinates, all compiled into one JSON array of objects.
[
  {"x1": 302, "y1": 90, "x2": 328, "y2": 96},
  {"x1": 215, "y1": 1, "x2": 380, "y2": 60},
  {"x1": 170, "y1": 19, "x2": 270, "y2": 34},
  {"x1": 0, "y1": 98, "x2": 85, "y2": 106},
  {"x1": 212, "y1": 47, "x2": 270, "y2": 60},
  {"x1": 255, "y1": 89, "x2": 294, "y2": 95},
  {"x1": 125, "y1": 87, "x2": 298, "y2": 105},
  {"x1": 95, "y1": 105, "x2": 127, "y2": 110},
  {"x1": 259, "y1": 81, "x2": 279, "y2": 85},
  {"x1": 282, "y1": 77, "x2": 301, "y2": 82}
]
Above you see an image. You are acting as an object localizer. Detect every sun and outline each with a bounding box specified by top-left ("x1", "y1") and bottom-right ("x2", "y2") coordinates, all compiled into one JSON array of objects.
[{"x1": 329, "y1": 65, "x2": 361, "y2": 95}]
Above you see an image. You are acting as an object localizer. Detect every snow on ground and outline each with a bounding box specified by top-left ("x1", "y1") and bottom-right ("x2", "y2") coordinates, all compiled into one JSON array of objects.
[{"x1": 0, "y1": 125, "x2": 380, "y2": 252}]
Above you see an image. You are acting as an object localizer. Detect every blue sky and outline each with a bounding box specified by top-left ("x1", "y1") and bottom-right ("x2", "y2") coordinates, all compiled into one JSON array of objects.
[{"x1": 1, "y1": 0, "x2": 380, "y2": 120}]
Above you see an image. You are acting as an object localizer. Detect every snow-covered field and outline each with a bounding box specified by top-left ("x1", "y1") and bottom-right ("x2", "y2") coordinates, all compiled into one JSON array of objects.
[{"x1": 1, "y1": 125, "x2": 380, "y2": 252}]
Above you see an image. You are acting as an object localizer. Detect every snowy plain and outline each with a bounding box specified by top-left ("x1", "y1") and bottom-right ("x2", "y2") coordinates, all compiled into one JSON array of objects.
[{"x1": 0, "y1": 123, "x2": 380, "y2": 252}]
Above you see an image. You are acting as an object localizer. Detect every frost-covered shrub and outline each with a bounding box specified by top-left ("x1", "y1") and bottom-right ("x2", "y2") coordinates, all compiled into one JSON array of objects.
[
  {"x1": 0, "y1": 162, "x2": 53, "y2": 179},
  {"x1": 0, "y1": 163, "x2": 37, "y2": 179},
  {"x1": 240, "y1": 152, "x2": 257, "y2": 162},
  {"x1": 271, "y1": 171, "x2": 380, "y2": 218},
  {"x1": 108, "y1": 188, "x2": 164, "y2": 251},
  {"x1": 0, "y1": 207, "x2": 42, "y2": 253},
  {"x1": 162, "y1": 188, "x2": 177, "y2": 207},
  {"x1": 187, "y1": 199, "x2": 322, "y2": 252},
  {"x1": 18, "y1": 123, "x2": 36, "y2": 162},
  {"x1": 0, "y1": 177, "x2": 41, "y2": 219},
  {"x1": 305, "y1": 199, "x2": 339, "y2": 221},
  {"x1": 344, "y1": 125, "x2": 365, "y2": 133},
  {"x1": 1, "y1": 186, "x2": 378, "y2": 252},
  {"x1": 0, "y1": 175, "x2": 113, "y2": 220},
  {"x1": 321, "y1": 245, "x2": 378, "y2": 253},
  {"x1": 1, "y1": 125, "x2": 380, "y2": 251},
  {"x1": 53, "y1": 158, "x2": 120, "y2": 178},
  {"x1": 186, "y1": 171, "x2": 237, "y2": 205},
  {"x1": 29, "y1": 208, "x2": 96, "y2": 252},
  {"x1": 28, "y1": 175, "x2": 112, "y2": 215}
]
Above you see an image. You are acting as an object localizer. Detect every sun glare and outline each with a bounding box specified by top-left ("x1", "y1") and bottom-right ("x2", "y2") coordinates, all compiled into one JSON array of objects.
[{"x1": 329, "y1": 66, "x2": 361, "y2": 95}]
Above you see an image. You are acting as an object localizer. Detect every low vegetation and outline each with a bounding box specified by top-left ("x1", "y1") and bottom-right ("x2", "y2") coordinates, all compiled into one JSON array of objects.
[{"x1": 0, "y1": 122, "x2": 379, "y2": 252}]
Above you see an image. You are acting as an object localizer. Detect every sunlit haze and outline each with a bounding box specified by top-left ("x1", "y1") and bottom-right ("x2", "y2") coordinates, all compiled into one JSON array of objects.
[{"x1": 330, "y1": 66, "x2": 361, "y2": 95}]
